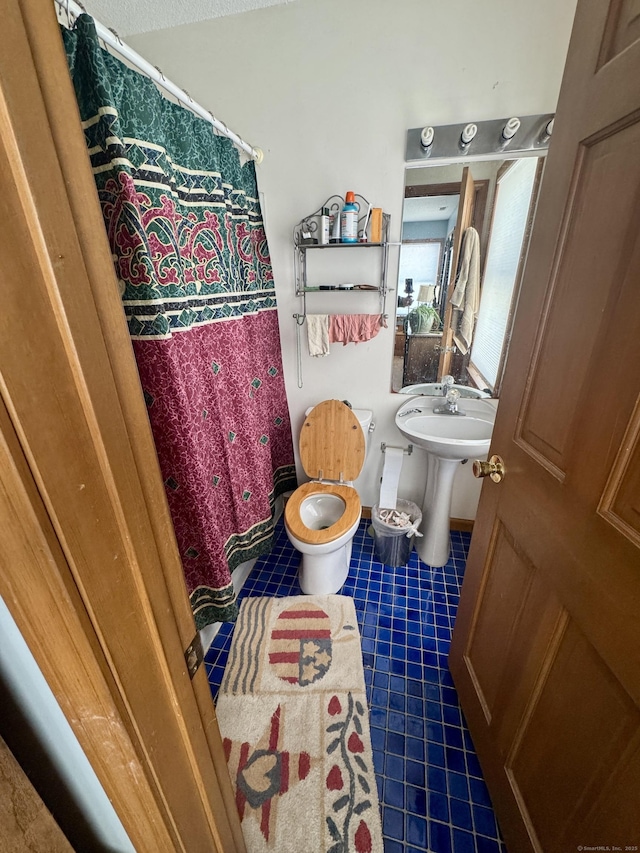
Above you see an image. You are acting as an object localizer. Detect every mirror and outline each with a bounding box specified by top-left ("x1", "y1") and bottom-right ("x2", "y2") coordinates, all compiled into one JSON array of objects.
[{"x1": 392, "y1": 156, "x2": 544, "y2": 396}]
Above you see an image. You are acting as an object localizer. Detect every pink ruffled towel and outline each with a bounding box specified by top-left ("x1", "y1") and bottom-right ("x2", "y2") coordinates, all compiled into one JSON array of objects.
[{"x1": 329, "y1": 313, "x2": 387, "y2": 346}]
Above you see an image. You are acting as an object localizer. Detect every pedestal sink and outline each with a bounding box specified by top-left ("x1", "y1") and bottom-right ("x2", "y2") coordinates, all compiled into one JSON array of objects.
[{"x1": 395, "y1": 397, "x2": 497, "y2": 567}]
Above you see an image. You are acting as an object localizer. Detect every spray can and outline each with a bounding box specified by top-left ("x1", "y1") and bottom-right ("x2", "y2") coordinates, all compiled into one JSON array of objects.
[{"x1": 340, "y1": 191, "x2": 358, "y2": 243}]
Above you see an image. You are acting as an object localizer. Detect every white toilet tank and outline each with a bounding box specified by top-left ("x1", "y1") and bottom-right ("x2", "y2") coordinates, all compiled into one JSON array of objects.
[{"x1": 352, "y1": 408, "x2": 373, "y2": 457}]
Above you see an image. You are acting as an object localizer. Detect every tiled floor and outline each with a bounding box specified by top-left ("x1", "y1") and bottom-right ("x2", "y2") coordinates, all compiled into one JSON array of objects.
[{"x1": 205, "y1": 518, "x2": 506, "y2": 853}]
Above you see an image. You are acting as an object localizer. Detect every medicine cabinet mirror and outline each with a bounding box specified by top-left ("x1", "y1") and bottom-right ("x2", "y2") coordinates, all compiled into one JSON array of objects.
[{"x1": 392, "y1": 156, "x2": 545, "y2": 396}]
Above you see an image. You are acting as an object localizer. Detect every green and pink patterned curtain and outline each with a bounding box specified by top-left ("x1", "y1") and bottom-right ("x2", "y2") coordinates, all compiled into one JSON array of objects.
[{"x1": 63, "y1": 16, "x2": 296, "y2": 627}]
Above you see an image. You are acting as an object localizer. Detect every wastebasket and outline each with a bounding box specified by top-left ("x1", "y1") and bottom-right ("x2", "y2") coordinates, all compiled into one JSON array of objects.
[{"x1": 370, "y1": 499, "x2": 422, "y2": 567}]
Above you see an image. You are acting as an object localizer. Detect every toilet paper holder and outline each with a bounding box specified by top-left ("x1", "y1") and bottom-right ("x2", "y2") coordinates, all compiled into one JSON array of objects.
[{"x1": 380, "y1": 442, "x2": 413, "y2": 455}]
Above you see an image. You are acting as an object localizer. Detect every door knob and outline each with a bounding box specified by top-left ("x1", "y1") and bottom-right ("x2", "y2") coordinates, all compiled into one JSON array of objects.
[{"x1": 472, "y1": 455, "x2": 505, "y2": 483}]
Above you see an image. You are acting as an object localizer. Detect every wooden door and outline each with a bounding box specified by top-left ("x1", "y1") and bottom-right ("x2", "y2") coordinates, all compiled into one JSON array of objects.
[
  {"x1": 437, "y1": 166, "x2": 475, "y2": 377},
  {"x1": 0, "y1": 1, "x2": 244, "y2": 850},
  {"x1": 0, "y1": 735, "x2": 73, "y2": 853},
  {"x1": 449, "y1": 1, "x2": 640, "y2": 850}
]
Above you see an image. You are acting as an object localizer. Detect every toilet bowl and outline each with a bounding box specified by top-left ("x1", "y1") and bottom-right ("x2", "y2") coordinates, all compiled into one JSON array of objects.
[{"x1": 284, "y1": 400, "x2": 373, "y2": 594}]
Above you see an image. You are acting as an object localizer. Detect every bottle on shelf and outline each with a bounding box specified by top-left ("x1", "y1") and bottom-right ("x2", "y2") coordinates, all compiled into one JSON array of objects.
[
  {"x1": 340, "y1": 191, "x2": 358, "y2": 243},
  {"x1": 370, "y1": 207, "x2": 383, "y2": 243},
  {"x1": 330, "y1": 204, "x2": 342, "y2": 243},
  {"x1": 319, "y1": 207, "x2": 330, "y2": 245}
]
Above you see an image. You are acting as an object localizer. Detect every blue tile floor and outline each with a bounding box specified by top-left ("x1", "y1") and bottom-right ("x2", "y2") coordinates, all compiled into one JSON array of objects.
[{"x1": 205, "y1": 518, "x2": 506, "y2": 853}]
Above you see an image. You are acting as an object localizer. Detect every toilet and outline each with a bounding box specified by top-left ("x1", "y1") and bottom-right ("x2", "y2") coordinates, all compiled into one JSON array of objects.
[{"x1": 284, "y1": 400, "x2": 373, "y2": 594}]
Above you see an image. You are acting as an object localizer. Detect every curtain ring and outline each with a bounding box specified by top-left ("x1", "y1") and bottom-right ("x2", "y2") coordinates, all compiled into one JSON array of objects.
[
  {"x1": 154, "y1": 65, "x2": 166, "y2": 81},
  {"x1": 208, "y1": 111, "x2": 220, "y2": 136},
  {"x1": 184, "y1": 89, "x2": 194, "y2": 103},
  {"x1": 65, "y1": 0, "x2": 73, "y2": 26},
  {"x1": 108, "y1": 27, "x2": 123, "y2": 45}
]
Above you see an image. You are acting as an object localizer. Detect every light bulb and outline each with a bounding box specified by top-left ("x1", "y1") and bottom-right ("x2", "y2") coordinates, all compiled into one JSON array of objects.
[
  {"x1": 501, "y1": 117, "x2": 520, "y2": 141},
  {"x1": 420, "y1": 126, "x2": 435, "y2": 149},
  {"x1": 460, "y1": 123, "x2": 477, "y2": 146},
  {"x1": 538, "y1": 117, "x2": 555, "y2": 143}
]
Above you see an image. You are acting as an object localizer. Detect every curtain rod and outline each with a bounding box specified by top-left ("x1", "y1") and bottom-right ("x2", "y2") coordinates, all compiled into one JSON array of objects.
[{"x1": 54, "y1": 0, "x2": 264, "y2": 163}]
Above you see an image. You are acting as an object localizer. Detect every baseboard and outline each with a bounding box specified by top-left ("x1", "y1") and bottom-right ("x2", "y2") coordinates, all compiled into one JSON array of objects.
[
  {"x1": 361, "y1": 506, "x2": 473, "y2": 532},
  {"x1": 449, "y1": 517, "x2": 474, "y2": 532}
]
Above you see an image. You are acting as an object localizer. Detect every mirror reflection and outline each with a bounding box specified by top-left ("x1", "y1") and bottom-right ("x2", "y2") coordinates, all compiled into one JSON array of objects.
[{"x1": 392, "y1": 157, "x2": 545, "y2": 396}]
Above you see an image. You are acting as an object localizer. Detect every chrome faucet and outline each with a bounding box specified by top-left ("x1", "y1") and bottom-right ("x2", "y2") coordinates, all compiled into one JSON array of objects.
[
  {"x1": 433, "y1": 388, "x2": 466, "y2": 416},
  {"x1": 440, "y1": 375, "x2": 455, "y2": 396}
]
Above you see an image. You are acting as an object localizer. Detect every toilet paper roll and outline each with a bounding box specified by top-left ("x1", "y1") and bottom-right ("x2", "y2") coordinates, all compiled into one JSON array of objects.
[{"x1": 379, "y1": 446, "x2": 404, "y2": 510}]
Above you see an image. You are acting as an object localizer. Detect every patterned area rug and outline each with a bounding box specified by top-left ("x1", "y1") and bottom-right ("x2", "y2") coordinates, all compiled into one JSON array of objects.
[{"x1": 216, "y1": 595, "x2": 383, "y2": 853}]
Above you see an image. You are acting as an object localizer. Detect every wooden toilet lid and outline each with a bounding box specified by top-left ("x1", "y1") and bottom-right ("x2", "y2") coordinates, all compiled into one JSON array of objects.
[
  {"x1": 284, "y1": 482, "x2": 362, "y2": 545},
  {"x1": 299, "y1": 400, "x2": 365, "y2": 482}
]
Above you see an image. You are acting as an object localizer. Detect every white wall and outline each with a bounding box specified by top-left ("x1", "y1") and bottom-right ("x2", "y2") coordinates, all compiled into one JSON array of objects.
[{"x1": 130, "y1": 0, "x2": 577, "y2": 518}]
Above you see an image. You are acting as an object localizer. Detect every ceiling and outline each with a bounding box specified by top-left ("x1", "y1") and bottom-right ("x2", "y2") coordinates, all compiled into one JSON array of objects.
[
  {"x1": 403, "y1": 195, "x2": 459, "y2": 224},
  {"x1": 85, "y1": 0, "x2": 300, "y2": 36}
]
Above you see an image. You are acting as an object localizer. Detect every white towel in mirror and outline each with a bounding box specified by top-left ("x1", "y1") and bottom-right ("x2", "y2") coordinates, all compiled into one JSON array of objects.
[{"x1": 451, "y1": 227, "x2": 480, "y2": 354}]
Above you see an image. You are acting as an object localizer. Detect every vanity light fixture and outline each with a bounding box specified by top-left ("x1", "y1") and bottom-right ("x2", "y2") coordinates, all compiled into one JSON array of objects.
[
  {"x1": 420, "y1": 126, "x2": 435, "y2": 150},
  {"x1": 459, "y1": 123, "x2": 477, "y2": 151},
  {"x1": 501, "y1": 117, "x2": 521, "y2": 142},
  {"x1": 406, "y1": 113, "x2": 555, "y2": 163}
]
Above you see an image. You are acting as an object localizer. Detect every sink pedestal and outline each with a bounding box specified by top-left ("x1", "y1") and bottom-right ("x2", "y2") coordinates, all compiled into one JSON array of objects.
[
  {"x1": 395, "y1": 398, "x2": 496, "y2": 568},
  {"x1": 416, "y1": 454, "x2": 459, "y2": 568}
]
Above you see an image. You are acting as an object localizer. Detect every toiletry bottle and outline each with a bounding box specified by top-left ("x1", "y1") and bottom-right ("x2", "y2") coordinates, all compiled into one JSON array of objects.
[
  {"x1": 340, "y1": 191, "x2": 358, "y2": 243},
  {"x1": 330, "y1": 204, "x2": 342, "y2": 243},
  {"x1": 319, "y1": 207, "x2": 330, "y2": 245}
]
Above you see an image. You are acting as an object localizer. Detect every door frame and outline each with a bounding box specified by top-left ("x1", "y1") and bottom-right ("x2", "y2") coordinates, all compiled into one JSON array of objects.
[{"x1": 0, "y1": 1, "x2": 244, "y2": 849}]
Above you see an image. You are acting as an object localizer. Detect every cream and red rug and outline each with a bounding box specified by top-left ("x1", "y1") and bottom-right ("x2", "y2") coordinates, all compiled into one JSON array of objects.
[{"x1": 216, "y1": 595, "x2": 383, "y2": 853}]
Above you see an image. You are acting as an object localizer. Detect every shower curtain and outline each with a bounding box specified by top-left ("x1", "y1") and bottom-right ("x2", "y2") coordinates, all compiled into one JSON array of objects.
[{"x1": 63, "y1": 16, "x2": 296, "y2": 628}]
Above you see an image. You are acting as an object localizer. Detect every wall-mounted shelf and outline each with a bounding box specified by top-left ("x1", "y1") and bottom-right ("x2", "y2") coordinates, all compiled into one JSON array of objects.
[
  {"x1": 298, "y1": 242, "x2": 386, "y2": 249},
  {"x1": 293, "y1": 194, "x2": 391, "y2": 314},
  {"x1": 297, "y1": 287, "x2": 381, "y2": 293}
]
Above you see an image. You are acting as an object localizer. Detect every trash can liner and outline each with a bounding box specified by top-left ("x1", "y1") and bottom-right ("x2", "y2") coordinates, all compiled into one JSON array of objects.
[
  {"x1": 374, "y1": 508, "x2": 423, "y2": 538},
  {"x1": 371, "y1": 499, "x2": 423, "y2": 567}
]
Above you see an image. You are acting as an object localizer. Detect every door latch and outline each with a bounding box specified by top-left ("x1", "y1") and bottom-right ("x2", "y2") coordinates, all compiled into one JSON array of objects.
[{"x1": 184, "y1": 633, "x2": 204, "y2": 679}]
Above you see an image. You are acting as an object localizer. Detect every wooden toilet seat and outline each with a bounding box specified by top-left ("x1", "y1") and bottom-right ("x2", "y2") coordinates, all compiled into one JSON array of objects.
[
  {"x1": 284, "y1": 482, "x2": 361, "y2": 545},
  {"x1": 286, "y1": 401, "x2": 365, "y2": 546}
]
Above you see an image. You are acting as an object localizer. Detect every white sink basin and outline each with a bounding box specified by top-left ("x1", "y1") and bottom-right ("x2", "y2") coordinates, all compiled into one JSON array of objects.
[
  {"x1": 395, "y1": 397, "x2": 497, "y2": 567},
  {"x1": 399, "y1": 382, "x2": 490, "y2": 399},
  {"x1": 395, "y1": 407, "x2": 495, "y2": 461}
]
